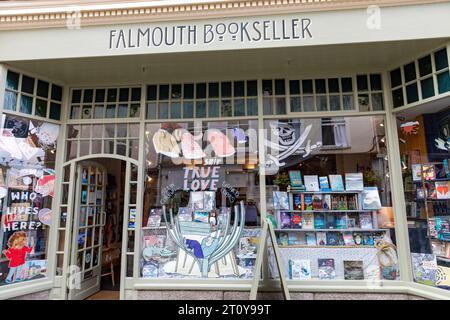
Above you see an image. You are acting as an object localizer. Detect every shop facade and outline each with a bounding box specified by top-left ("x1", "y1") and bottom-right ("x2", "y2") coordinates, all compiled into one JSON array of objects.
[{"x1": 0, "y1": 0, "x2": 449, "y2": 300}]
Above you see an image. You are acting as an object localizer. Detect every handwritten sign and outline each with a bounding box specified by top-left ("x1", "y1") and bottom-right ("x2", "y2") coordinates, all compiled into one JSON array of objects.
[{"x1": 183, "y1": 166, "x2": 220, "y2": 191}]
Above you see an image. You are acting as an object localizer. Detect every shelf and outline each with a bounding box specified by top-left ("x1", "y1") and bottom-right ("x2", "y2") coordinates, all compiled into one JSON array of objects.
[
  {"x1": 414, "y1": 178, "x2": 450, "y2": 183},
  {"x1": 437, "y1": 256, "x2": 450, "y2": 263},
  {"x1": 278, "y1": 245, "x2": 375, "y2": 249},
  {"x1": 275, "y1": 228, "x2": 387, "y2": 232},
  {"x1": 277, "y1": 209, "x2": 374, "y2": 213},
  {"x1": 289, "y1": 190, "x2": 362, "y2": 194},
  {"x1": 142, "y1": 226, "x2": 167, "y2": 230}
]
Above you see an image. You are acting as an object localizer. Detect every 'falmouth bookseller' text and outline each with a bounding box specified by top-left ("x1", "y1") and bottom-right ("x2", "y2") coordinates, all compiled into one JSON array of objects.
[{"x1": 109, "y1": 18, "x2": 313, "y2": 49}]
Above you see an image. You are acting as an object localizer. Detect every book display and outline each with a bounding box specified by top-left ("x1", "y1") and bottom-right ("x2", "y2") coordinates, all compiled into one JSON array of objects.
[
  {"x1": 271, "y1": 172, "x2": 390, "y2": 280},
  {"x1": 407, "y1": 161, "x2": 450, "y2": 266}
]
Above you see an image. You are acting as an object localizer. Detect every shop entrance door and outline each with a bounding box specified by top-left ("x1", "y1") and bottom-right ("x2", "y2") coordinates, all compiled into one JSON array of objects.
[{"x1": 68, "y1": 161, "x2": 107, "y2": 300}]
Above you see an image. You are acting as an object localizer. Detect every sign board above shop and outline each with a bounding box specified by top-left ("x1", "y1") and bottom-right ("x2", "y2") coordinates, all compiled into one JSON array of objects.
[
  {"x1": 0, "y1": 3, "x2": 450, "y2": 61},
  {"x1": 109, "y1": 18, "x2": 312, "y2": 50}
]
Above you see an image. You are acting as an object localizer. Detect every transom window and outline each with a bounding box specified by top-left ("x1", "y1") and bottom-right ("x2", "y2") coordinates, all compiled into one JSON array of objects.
[
  {"x1": 70, "y1": 87, "x2": 141, "y2": 120},
  {"x1": 145, "y1": 81, "x2": 258, "y2": 120},
  {"x1": 390, "y1": 47, "x2": 450, "y2": 108},
  {"x1": 3, "y1": 70, "x2": 63, "y2": 121}
]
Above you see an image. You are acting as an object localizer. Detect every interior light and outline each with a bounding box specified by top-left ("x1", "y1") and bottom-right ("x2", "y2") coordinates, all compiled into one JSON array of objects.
[{"x1": 379, "y1": 123, "x2": 384, "y2": 127}]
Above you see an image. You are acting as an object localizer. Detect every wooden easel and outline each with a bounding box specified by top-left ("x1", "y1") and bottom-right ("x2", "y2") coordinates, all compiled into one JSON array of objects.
[{"x1": 249, "y1": 218, "x2": 290, "y2": 300}]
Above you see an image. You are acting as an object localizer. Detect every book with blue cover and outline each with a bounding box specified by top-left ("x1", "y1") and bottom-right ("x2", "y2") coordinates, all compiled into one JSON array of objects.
[
  {"x1": 326, "y1": 232, "x2": 339, "y2": 246},
  {"x1": 325, "y1": 214, "x2": 336, "y2": 229},
  {"x1": 335, "y1": 213, "x2": 347, "y2": 229},
  {"x1": 289, "y1": 170, "x2": 305, "y2": 189},
  {"x1": 303, "y1": 195, "x2": 313, "y2": 210},
  {"x1": 314, "y1": 213, "x2": 326, "y2": 229},
  {"x1": 306, "y1": 232, "x2": 317, "y2": 246},
  {"x1": 319, "y1": 176, "x2": 331, "y2": 191},
  {"x1": 329, "y1": 175, "x2": 344, "y2": 191}
]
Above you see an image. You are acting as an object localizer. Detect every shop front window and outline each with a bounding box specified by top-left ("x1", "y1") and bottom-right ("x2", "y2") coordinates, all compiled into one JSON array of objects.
[
  {"x1": 263, "y1": 115, "x2": 398, "y2": 281},
  {"x1": 0, "y1": 114, "x2": 59, "y2": 286},
  {"x1": 397, "y1": 106, "x2": 450, "y2": 289},
  {"x1": 141, "y1": 120, "x2": 261, "y2": 279}
]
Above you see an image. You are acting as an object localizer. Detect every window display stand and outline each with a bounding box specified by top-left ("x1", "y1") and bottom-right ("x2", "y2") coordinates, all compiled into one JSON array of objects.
[{"x1": 250, "y1": 218, "x2": 290, "y2": 300}]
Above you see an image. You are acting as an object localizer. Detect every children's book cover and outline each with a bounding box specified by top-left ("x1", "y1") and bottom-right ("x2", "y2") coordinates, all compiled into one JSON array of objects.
[
  {"x1": 306, "y1": 232, "x2": 317, "y2": 246},
  {"x1": 359, "y1": 212, "x2": 373, "y2": 229},
  {"x1": 304, "y1": 175, "x2": 320, "y2": 192},
  {"x1": 289, "y1": 170, "x2": 304, "y2": 188},
  {"x1": 291, "y1": 212, "x2": 302, "y2": 229},
  {"x1": 289, "y1": 259, "x2": 311, "y2": 280},
  {"x1": 312, "y1": 195, "x2": 323, "y2": 210},
  {"x1": 318, "y1": 258, "x2": 335, "y2": 279},
  {"x1": 326, "y1": 232, "x2": 339, "y2": 246},
  {"x1": 303, "y1": 195, "x2": 313, "y2": 210},
  {"x1": 343, "y1": 232, "x2": 355, "y2": 246},
  {"x1": 319, "y1": 176, "x2": 331, "y2": 191},
  {"x1": 302, "y1": 212, "x2": 314, "y2": 230},
  {"x1": 322, "y1": 195, "x2": 332, "y2": 210},
  {"x1": 316, "y1": 232, "x2": 327, "y2": 246},
  {"x1": 329, "y1": 175, "x2": 344, "y2": 191},
  {"x1": 314, "y1": 213, "x2": 325, "y2": 229}
]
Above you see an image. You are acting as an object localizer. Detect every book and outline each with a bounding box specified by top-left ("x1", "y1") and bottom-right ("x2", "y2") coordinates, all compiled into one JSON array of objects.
[
  {"x1": 344, "y1": 261, "x2": 364, "y2": 280},
  {"x1": 325, "y1": 214, "x2": 336, "y2": 229},
  {"x1": 177, "y1": 207, "x2": 192, "y2": 222},
  {"x1": 412, "y1": 164, "x2": 422, "y2": 181},
  {"x1": 411, "y1": 253, "x2": 437, "y2": 286},
  {"x1": 291, "y1": 213, "x2": 302, "y2": 229},
  {"x1": 190, "y1": 191, "x2": 205, "y2": 210},
  {"x1": 428, "y1": 219, "x2": 437, "y2": 238},
  {"x1": 319, "y1": 176, "x2": 331, "y2": 191},
  {"x1": 289, "y1": 170, "x2": 305, "y2": 189},
  {"x1": 203, "y1": 191, "x2": 216, "y2": 211},
  {"x1": 322, "y1": 195, "x2": 332, "y2": 210},
  {"x1": 314, "y1": 213, "x2": 325, "y2": 229},
  {"x1": 329, "y1": 175, "x2": 344, "y2": 191},
  {"x1": 337, "y1": 195, "x2": 348, "y2": 210},
  {"x1": 422, "y1": 164, "x2": 435, "y2": 181},
  {"x1": 363, "y1": 233, "x2": 375, "y2": 246},
  {"x1": 293, "y1": 194, "x2": 302, "y2": 210},
  {"x1": 278, "y1": 232, "x2": 289, "y2": 246},
  {"x1": 280, "y1": 212, "x2": 291, "y2": 229},
  {"x1": 306, "y1": 232, "x2": 316, "y2": 246},
  {"x1": 362, "y1": 187, "x2": 382, "y2": 210},
  {"x1": 318, "y1": 258, "x2": 335, "y2": 279},
  {"x1": 416, "y1": 188, "x2": 425, "y2": 200},
  {"x1": 345, "y1": 173, "x2": 364, "y2": 191},
  {"x1": 289, "y1": 259, "x2": 311, "y2": 280},
  {"x1": 147, "y1": 215, "x2": 161, "y2": 228},
  {"x1": 304, "y1": 175, "x2": 320, "y2": 192},
  {"x1": 193, "y1": 211, "x2": 209, "y2": 223},
  {"x1": 288, "y1": 233, "x2": 299, "y2": 246},
  {"x1": 444, "y1": 159, "x2": 450, "y2": 178},
  {"x1": 316, "y1": 232, "x2": 327, "y2": 246},
  {"x1": 326, "y1": 232, "x2": 339, "y2": 246},
  {"x1": 431, "y1": 239, "x2": 446, "y2": 257},
  {"x1": 238, "y1": 237, "x2": 258, "y2": 257},
  {"x1": 128, "y1": 208, "x2": 136, "y2": 229},
  {"x1": 273, "y1": 191, "x2": 290, "y2": 210},
  {"x1": 302, "y1": 212, "x2": 314, "y2": 230},
  {"x1": 303, "y1": 195, "x2": 313, "y2": 210},
  {"x1": 347, "y1": 194, "x2": 358, "y2": 210},
  {"x1": 353, "y1": 232, "x2": 363, "y2": 245},
  {"x1": 335, "y1": 213, "x2": 347, "y2": 229},
  {"x1": 312, "y1": 195, "x2": 323, "y2": 210},
  {"x1": 435, "y1": 217, "x2": 450, "y2": 241},
  {"x1": 343, "y1": 232, "x2": 355, "y2": 246},
  {"x1": 359, "y1": 212, "x2": 373, "y2": 229},
  {"x1": 435, "y1": 181, "x2": 450, "y2": 199}
]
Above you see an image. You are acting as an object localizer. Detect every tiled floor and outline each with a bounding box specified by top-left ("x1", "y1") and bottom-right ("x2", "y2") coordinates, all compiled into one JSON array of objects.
[{"x1": 86, "y1": 290, "x2": 120, "y2": 300}]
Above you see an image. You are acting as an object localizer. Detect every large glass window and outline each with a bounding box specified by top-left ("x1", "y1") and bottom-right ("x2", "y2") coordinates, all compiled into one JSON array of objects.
[
  {"x1": 141, "y1": 120, "x2": 261, "y2": 279},
  {"x1": 0, "y1": 115, "x2": 59, "y2": 286},
  {"x1": 263, "y1": 115, "x2": 398, "y2": 281},
  {"x1": 397, "y1": 106, "x2": 450, "y2": 290}
]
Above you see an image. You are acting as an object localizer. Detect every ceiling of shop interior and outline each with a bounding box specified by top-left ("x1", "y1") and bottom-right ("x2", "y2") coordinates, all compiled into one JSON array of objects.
[{"x1": 5, "y1": 38, "x2": 449, "y2": 86}]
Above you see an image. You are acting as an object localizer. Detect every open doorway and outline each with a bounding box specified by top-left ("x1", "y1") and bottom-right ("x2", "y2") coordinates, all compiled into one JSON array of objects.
[{"x1": 66, "y1": 158, "x2": 126, "y2": 300}]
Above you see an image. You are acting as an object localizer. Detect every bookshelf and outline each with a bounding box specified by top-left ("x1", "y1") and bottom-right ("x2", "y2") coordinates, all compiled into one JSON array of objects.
[
  {"x1": 412, "y1": 162, "x2": 450, "y2": 263},
  {"x1": 273, "y1": 188, "x2": 387, "y2": 249}
]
